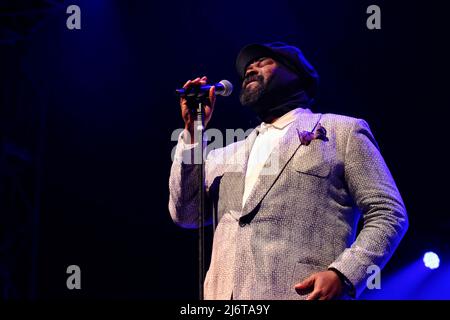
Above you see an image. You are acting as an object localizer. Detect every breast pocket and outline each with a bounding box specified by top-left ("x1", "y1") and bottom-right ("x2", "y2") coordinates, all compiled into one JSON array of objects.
[
  {"x1": 292, "y1": 153, "x2": 331, "y2": 179},
  {"x1": 291, "y1": 140, "x2": 332, "y2": 178},
  {"x1": 294, "y1": 160, "x2": 331, "y2": 178}
]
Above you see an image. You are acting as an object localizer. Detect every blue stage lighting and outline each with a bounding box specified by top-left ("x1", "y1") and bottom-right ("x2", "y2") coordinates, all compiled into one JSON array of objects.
[{"x1": 423, "y1": 252, "x2": 440, "y2": 270}]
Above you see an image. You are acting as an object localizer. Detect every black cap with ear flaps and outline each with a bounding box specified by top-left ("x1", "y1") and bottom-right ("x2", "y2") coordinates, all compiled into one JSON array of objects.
[{"x1": 235, "y1": 42, "x2": 319, "y2": 99}]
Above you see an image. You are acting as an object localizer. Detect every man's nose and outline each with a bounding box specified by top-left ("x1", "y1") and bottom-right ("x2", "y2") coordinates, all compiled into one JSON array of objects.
[{"x1": 244, "y1": 64, "x2": 258, "y2": 78}]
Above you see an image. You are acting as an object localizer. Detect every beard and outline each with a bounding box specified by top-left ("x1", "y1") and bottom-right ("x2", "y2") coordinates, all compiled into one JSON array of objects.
[
  {"x1": 239, "y1": 69, "x2": 311, "y2": 123},
  {"x1": 239, "y1": 74, "x2": 266, "y2": 106}
]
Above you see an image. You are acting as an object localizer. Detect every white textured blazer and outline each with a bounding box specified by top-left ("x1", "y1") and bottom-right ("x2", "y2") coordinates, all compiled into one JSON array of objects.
[{"x1": 169, "y1": 108, "x2": 408, "y2": 299}]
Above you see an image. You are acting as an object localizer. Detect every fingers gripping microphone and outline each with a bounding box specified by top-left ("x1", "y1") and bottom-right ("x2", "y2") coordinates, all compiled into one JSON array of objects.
[{"x1": 176, "y1": 80, "x2": 233, "y2": 97}]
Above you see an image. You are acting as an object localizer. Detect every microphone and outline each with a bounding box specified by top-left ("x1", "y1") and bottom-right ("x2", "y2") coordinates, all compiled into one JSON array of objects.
[{"x1": 176, "y1": 80, "x2": 233, "y2": 97}]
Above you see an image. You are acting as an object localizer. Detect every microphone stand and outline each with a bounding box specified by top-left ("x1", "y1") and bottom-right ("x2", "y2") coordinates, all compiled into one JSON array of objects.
[
  {"x1": 194, "y1": 100, "x2": 206, "y2": 300},
  {"x1": 177, "y1": 81, "x2": 231, "y2": 300}
]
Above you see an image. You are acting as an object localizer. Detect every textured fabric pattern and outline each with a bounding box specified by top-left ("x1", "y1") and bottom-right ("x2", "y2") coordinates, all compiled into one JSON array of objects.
[{"x1": 168, "y1": 109, "x2": 408, "y2": 299}]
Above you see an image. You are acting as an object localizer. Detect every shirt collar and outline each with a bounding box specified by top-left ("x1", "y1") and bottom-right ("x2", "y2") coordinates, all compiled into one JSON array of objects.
[{"x1": 258, "y1": 107, "x2": 307, "y2": 132}]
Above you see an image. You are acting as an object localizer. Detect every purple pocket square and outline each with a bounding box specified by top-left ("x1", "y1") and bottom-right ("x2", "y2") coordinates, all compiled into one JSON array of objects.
[{"x1": 297, "y1": 123, "x2": 328, "y2": 146}]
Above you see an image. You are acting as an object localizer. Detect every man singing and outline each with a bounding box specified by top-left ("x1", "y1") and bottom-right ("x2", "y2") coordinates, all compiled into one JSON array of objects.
[{"x1": 169, "y1": 42, "x2": 408, "y2": 300}]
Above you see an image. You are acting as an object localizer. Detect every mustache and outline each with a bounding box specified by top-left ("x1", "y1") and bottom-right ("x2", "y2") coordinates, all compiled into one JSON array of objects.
[{"x1": 242, "y1": 74, "x2": 264, "y2": 88}]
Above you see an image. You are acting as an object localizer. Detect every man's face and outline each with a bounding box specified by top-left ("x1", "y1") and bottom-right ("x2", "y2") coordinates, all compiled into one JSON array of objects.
[
  {"x1": 239, "y1": 57, "x2": 277, "y2": 106},
  {"x1": 239, "y1": 56, "x2": 299, "y2": 107}
]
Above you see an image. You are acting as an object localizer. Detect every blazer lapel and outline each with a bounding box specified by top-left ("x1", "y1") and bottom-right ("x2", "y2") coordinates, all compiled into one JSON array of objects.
[
  {"x1": 224, "y1": 127, "x2": 259, "y2": 220},
  {"x1": 241, "y1": 111, "x2": 323, "y2": 217}
]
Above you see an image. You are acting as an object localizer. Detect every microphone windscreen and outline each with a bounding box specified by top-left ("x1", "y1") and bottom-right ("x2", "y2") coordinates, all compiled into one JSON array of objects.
[{"x1": 218, "y1": 80, "x2": 233, "y2": 96}]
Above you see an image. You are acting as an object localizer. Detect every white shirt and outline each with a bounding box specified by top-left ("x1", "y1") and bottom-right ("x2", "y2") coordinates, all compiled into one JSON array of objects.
[{"x1": 242, "y1": 108, "x2": 303, "y2": 207}]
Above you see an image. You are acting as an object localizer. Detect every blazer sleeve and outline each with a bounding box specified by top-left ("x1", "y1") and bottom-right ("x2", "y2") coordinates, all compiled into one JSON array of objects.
[
  {"x1": 168, "y1": 131, "x2": 214, "y2": 229},
  {"x1": 328, "y1": 118, "x2": 409, "y2": 297}
]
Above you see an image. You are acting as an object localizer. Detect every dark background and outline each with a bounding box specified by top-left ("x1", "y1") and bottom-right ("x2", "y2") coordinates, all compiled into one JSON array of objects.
[{"x1": 0, "y1": 0, "x2": 449, "y2": 300}]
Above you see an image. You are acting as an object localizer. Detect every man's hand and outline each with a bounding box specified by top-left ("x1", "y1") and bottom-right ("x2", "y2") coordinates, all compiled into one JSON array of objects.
[
  {"x1": 180, "y1": 76, "x2": 216, "y2": 144},
  {"x1": 294, "y1": 270, "x2": 343, "y2": 300}
]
